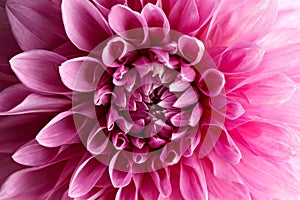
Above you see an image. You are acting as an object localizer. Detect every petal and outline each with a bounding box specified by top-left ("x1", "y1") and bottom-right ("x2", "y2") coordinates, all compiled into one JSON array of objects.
[
  {"x1": 234, "y1": 145, "x2": 300, "y2": 199},
  {"x1": 10, "y1": 50, "x2": 69, "y2": 94},
  {"x1": 206, "y1": 0, "x2": 277, "y2": 46},
  {"x1": 62, "y1": 0, "x2": 112, "y2": 51},
  {"x1": 109, "y1": 152, "x2": 132, "y2": 187},
  {"x1": 214, "y1": 131, "x2": 242, "y2": 164},
  {"x1": 178, "y1": 35, "x2": 205, "y2": 65},
  {"x1": 0, "y1": 84, "x2": 70, "y2": 115},
  {"x1": 6, "y1": 0, "x2": 67, "y2": 51},
  {"x1": 59, "y1": 57, "x2": 104, "y2": 92},
  {"x1": 150, "y1": 165, "x2": 172, "y2": 197},
  {"x1": 108, "y1": 5, "x2": 148, "y2": 44},
  {"x1": 102, "y1": 37, "x2": 134, "y2": 67},
  {"x1": 257, "y1": 28, "x2": 300, "y2": 51},
  {"x1": 173, "y1": 87, "x2": 199, "y2": 108},
  {"x1": 141, "y1": 3, "x2": 170, "y2": 43},
  {"x1": 233, "y1": 73, "x2": 296, "y2": 105},
  {"x1": 12, "y1": 140, "x2": 59, "y2": 167},
  {"x1": 0, "y1": 163, "x2": 64, "y2": 199},
  {"x1": 198, "y1": 69, "x2": 225, "y2": 97},
  {"x1": 69, "y1": 157, "x2": 106, "y2": 198},
  {"x1": 235, "y1": 122, "x2": 298, "y2": 162},
  {"x1": 139, "y1": 174, "x2": 159, "y2": 199},
  {"x1": 218, "y1": 42, "x2": 265, "y2": 74},
  {"x1": 180, "y1": 157, "x2": 208, "y2": 200},
  {"x1": 116, "y1": 182, "x2": 137, "y2": 200},
  {"x1": 36, "y1": 111, "x2": 83, "y2": 148}
]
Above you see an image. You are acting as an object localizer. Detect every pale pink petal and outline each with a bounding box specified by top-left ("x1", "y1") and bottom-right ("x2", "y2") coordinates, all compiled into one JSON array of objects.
[
  {"x1": 233, "y1": 73, "x2": 296, "y2": 105},
  {"x1": 206, "y1": 0, "x2": 277, "y2": 46},
  {"x1": 6, "y1": 0, "x2": 67, "y2": 51},
  {"x1": 62, "y1": 0, "x2": 112, "y2": 51},
  {"x1": 257, "y1": 28, "x2": 300, "y2": 51},
  {"x1": 173, "y1": 87, "x2": 199, "y2": 108},
  {"x1": 10, "y1": 50, "x2": 69, "y2": 94},
  {"x1": 234, "y1": 145, "x2": 300, "y2": 199}
]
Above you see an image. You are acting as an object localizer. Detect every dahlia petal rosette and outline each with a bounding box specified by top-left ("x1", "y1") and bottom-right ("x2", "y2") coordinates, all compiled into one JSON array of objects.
[{"x1": 1, "y1": 0, "x2": 300, "y2": 199}]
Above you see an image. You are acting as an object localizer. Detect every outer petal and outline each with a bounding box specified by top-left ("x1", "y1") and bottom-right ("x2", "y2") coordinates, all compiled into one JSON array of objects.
[
  {"x1": 0, "y1": 84, "x2": 70, "y2": 115},
  {"x1": 205, "y1": 0, "x2": 277, "y2": 46},
  {"x1": 36, "y1": 111, "x2": 82, "y2": 148},
  {"x1": 62, "y1": 0, "x2": 112, "y2": 51},
  {"x1": 12, "y1": 140, "x2": 59, "y2": 167},
  {"x1": 69, "y1": 157, "x2": 106, "y2": 198},
  {"x1": 10, "y1": 50, "x2": 69, "y2": 94},
  {"x1": 6, "y1": 0, "x2": 67, "y2": 51},
  {"x1": 0, "y1": 163, "x2": 65, "y2": 199}
]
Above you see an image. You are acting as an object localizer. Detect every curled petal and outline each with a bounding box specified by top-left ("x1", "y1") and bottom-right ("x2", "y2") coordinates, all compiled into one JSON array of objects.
[
  {"x1": 108, "y1": 5, "x2": 148, "y2": 44},
  {"x1": 173, "y1": 87, "x2": 199, "y2": 108},
  {"x1": 59, "y1": 57, "x2": 104, "y2": 92},
  {"x1": 178, "y1": 35, "x2": 205, "y2": 65},
  {"x1": 199, "y1": 69, "x2": 225, "y2": 97},
  {"x1": 102, "y1": 37, "x2": 134, "y2": 67},
  {"x1": 141, "y1": 3, "x2": 170, "y2": 43}
]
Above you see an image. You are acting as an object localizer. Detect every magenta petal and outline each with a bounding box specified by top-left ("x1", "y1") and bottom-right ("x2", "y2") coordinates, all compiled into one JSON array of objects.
[
  {"x1": 102, "y1": 37, "x2": 134, "y2": 67},
  {"x1": 0, "y1": 164, "x2": 64, "y2": 199},
  {"x1": 108, "y1": 5, "x2": 148, "y2": 44},
  {"x1": 214, "y1": 132, "x2": 242, "y2": 164},
  {"x1": 10, "y1": 50, "x2": 69, "y2": 94},
  {"x1": 219, "y1": 42, "x2": 265, "y2": 74},
  {"x1": 164, "y1": 0, "x2": 202, "y2": 34},
  {"x1": 109, "y1": 152, "x2": 132, "y2": 187},
  {"x1": 115, "y1": 182, "x2": 137, "y2": 200},
  {"x1": 178, "y1": 35, "x2": 205, "y2": 65},
  {"x1": 6, "y1": 0, "x2": 66, "y2": 51},
  {"x1": 180, "y1": 158, "x2": 208, "y2": 200},
  {"x1": 0, "y1": 84, "x2": 70, "y2": 115},
  {"x1": 69, "y1": 157, "x2": 106, "y2": 198},
  {"x1": 62, "y1": 0, "x2": 112, "y2": 51},
  {"x1": 199, "y1": 69, "x2": 225, "y2": 97},
  {"x1": 36, "y1": 111, "x2": 80, "y2": 148},
  {"x1": 59, "y1": 57, "x2": 104, "y2": 92},
  {"x1": 150, "y1": 165, "x2": 172, "y2": 197},
  {"x1": 173, "y1": 87, "x2": 199, "y2": 108},
  {"x1": 141, "y1": 3, "x2": 170, "y2": 43},
  {"x1": 12, "y1": 140, "x2": 59, "y2": 167}
]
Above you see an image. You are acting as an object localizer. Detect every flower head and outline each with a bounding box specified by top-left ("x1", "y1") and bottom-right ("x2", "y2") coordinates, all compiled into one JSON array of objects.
[{"x1": 1, "y1": 0, "x2": 300, "y2": 199}]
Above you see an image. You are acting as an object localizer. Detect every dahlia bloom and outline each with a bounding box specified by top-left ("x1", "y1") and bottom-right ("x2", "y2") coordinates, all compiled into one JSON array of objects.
[{"x1": 1, "y1": 0, "x2": 300, "y2": 199}]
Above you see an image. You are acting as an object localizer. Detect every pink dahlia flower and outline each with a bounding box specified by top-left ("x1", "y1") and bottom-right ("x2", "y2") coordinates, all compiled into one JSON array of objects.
[{"x1": 1, "y1": 0, "x2": 300, "y2": 199}]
